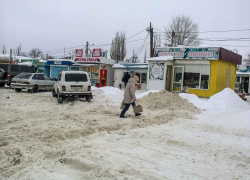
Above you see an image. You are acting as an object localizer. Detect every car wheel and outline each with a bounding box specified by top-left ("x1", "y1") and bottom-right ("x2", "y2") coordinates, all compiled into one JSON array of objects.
[
  {"x1": 15, "y1": 88, "x2": 22, "y2": 92},
  {"x1": 86, "y1": 96, "x2": 91, "y2": 102},
  {"x1": 57, "y1": 94, "x2": 64, "y2": 104},
  {"x1": 0, "y1": 83, "x2": 5, "y2": 87},
  {"x1": 52, "y1": 89, "x2": 57, "y2": 97},
  {"x1": 32, "y1": 85, "x2": 38, "y2": 93}
]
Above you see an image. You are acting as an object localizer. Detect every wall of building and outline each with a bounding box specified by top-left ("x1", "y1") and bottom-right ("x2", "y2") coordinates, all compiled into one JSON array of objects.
[
  {"x1": 114, "y1": 69, "x2": 124, "y2": 89},
  {"x1": 188, "y1": 60, "x2": 236, "y2": 97},
  {"x1": 113, "y1": 68, "x2": 148, "y2": 89},
  {"x1": 106, "y1": 64, "x2": 114, "y2": 86},
  {"x1": 215, "y1": 60, "x2": 236, "y2": 92},
  {"x1": 50, "y1": 65, "x2": 69, "y2": 78}
]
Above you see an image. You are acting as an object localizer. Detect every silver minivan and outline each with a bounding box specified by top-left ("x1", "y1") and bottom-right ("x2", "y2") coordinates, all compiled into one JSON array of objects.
[{"x1": 11, "y1": 73, "x2": 55, "y2": 92}]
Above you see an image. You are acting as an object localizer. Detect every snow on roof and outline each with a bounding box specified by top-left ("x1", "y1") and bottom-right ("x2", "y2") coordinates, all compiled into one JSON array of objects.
[
  {"x1": 147, "y1": 56, "x2": 174, "y2": 61},
  {"x1": 48, "y1": 59, "x2": 74, "y2": 62},
  {"x1": 236, "y1": 72, "x2": 250, "y2": 75},
  {"x1": 0, "y1": 54, "x2": 10, "y2": 58},
  {"x1": 14, "y1": 56, "x2": 38, "y2": 60},
  {"x1": 112, "y1": 63, "x2": 148, "y2": 69},
  {"x1": 18, "y1": 62, "x2": 33, "y2": 66}
]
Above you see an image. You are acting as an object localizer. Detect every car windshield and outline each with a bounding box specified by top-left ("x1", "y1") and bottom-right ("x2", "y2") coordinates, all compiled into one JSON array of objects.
[
  {"x1": 65, "y1": 74, "x2": 87, "y2": 82},
  {"x1": 15, "y1": 73, "x2": 32, "y2": 79}
]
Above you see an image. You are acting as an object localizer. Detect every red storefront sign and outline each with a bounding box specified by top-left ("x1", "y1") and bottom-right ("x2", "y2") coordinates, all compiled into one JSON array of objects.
[
  {"x1": 75, "y1": 58, "x2": 100, "y2": 62},
  {"x1": 93, "y1": 49, "x2": 101, "y2": 57},
  {"x1": 75, "y1": 49, "x2": 83, "y2": 57}
]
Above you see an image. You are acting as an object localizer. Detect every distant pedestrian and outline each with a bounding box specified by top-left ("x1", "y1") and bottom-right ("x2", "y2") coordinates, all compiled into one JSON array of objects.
[
  {"x1": 120, "y1": 76, "x2": 141, "y2": 118},
  {"x1": 122, "y1": 72, "x2": 130, "y2": 88}
]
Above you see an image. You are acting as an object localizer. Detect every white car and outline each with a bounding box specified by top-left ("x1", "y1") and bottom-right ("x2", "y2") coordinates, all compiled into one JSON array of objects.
[
  {"x1": 52, "y1": 70, "x2": 92, "y2": 103},
  {"x1": 11, "y1": 73, "x2": 55, "y2": 92}
]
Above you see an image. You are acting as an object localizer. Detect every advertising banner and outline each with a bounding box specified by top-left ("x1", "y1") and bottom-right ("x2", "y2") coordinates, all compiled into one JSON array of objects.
[
  {"x1": 75, "y1": 49, "x2": 83, "y2": 57},
  {"x1": 155, "y1": 47, "x2": 220, "y2": 60},
  {"x1": 93, "y1": 49, "x2": 101, "y2": 57},
  {"x1": 149, "y1": 63, "x2": 165, "y2": 80},
  {"x1": 90, "y1": 50, "x2": 107, "y2": 58},
  {"x1": 75, "y1": 57, "x2": 100, "y2": 62}
]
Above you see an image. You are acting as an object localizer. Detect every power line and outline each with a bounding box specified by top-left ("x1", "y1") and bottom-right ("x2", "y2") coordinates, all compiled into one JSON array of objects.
[
  {"x1": 45, "y1": 37, "x2": 151, "y2": 56},
  {"x1": 125, "y1": 29, "x2": 147, "y2": 40},
  {"x1": 200, "y1": 43, "x2": 250, "y2": 47},
  {"x1": 43, "y1": 29, "x2": 147, "y2": 54},
  {"x1": 153, "y1": 26, "x2": 250, "y2": 34}
]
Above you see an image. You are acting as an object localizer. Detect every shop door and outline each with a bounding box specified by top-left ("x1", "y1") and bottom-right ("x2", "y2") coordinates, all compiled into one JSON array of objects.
[
  {"x1": 225, "y1": 68, "x2": 231, "y2": 88},
  {"x1": 99, "y1": 69, "x2": 107, "y2": 87},
  {"x1": 172, "y1": 66, "x2": 184, "y2": 92}
]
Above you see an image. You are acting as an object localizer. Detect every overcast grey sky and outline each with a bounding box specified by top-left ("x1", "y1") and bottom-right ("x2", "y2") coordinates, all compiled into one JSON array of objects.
[{"x1": 0, "y1": 0, "x2": 250, "y2": 60}]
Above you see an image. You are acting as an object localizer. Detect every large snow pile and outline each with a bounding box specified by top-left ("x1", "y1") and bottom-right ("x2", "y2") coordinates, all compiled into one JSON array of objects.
[
  {"x1": 92, "y1": 86, "x2": 123, "y2": 98},
  {"x1": 139, "y1": 90, "x2": 200, "y2": 113},
  {"x1": 91, "y1": 86, "x2": 124, "y2": 106},
  {"x1": 136, "y1": 90, "x2": 160, "y2": 99},
  {"x1": 209, "y1": 88, "x2": 249, "y2": 110},
  {"x1": 180, "y1": 88, "x2": 249, "y2": 111}
]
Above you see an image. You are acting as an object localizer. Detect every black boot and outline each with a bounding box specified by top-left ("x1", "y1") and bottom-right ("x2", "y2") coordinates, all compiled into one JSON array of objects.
[
  {"x1": 135, "y1": 113, "x2": 141, "y2": 116},
  {"x1": 120, "y1": 115, "x2": 127, "y2": 118}
]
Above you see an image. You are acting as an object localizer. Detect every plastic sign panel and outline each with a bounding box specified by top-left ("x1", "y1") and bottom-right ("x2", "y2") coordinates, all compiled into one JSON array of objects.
[
  {"x1": 90, "y1": 50, "x2": 107, "y2": 58},
  {"x1": 155, "y1": 47, "x2": 220, "y2": 60},
  {"x1": 75, "y1": 49, "x2": 83, "y2": 57},
  {"x1": 93, "y1": 49, "x2": 101, "y2": 57},
  {"x1": 149, "y1": 63, "x2": 165, "y2": 80},
  {"x1": 75, "y1": 58, "x2": 100, "y2": 62}
]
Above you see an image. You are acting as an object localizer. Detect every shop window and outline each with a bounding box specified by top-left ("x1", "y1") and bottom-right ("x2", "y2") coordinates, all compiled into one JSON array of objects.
[
  {"x1": 183, "y1": 65, "x2": 200, "y2": 89},
  {"x1": 236, "y1": 77, "x2": 240, "y2": 82},
  {"x1": 200, "y1": 65, "x2": 210, "y2": 89},
  {"x1": 174, "y1": 67, "x2": 183, "y2": 82},
  {"x1": 141, "y1": 73, "x2": 147, "y2": 83},
  {"x1": 91, "y1": 68, "x2": 99, "y2": 79},
  {"x1": 136, "y1": 73, "x2": 141, "y2": 82}
]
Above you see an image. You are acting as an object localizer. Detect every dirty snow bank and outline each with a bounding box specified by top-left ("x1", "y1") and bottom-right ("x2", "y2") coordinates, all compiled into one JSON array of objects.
[
  {"x1": 139, "y1": 90, "x2": 200, "y2": 113},
  {"x1": 136, "y1": 90, "x2": 160, "y2": 99},
  {"x1": 179, "y1": 88, "x2": 249, "y2": 111}
]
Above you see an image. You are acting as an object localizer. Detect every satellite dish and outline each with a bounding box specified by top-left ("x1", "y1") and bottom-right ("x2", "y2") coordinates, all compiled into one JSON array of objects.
[{"x1": 233, "y1": 49, "x2": 238, "y2": 53}]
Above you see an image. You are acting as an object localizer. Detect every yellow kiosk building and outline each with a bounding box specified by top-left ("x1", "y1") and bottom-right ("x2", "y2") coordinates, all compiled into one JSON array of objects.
[{"x1": 147, "y1": 47, "x2": 242, "y2": 97}]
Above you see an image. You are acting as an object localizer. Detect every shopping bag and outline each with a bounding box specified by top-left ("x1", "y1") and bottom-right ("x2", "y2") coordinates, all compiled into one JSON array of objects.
[
  {"x1": 133, "y1": 101, "x2": 143, "y2": 113},
  {"x1": 120, "y1": 100, "x2": 125, "y2": 109}
]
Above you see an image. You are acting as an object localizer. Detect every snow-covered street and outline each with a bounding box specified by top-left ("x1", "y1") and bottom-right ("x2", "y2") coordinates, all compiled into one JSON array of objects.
[{"x1": 0, "y1": 87, "x2": 250, "y2": 180}]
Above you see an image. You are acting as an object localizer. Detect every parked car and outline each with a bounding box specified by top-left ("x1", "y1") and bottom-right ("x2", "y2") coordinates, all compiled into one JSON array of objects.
[
  {"x1": 0, "y1": 63, "x2": 35, "y2": 87},
  {"x1": 11, "y1": 73, "x2": 55, "y2": 92},
  {"x1": 52, "y1": 70, "x2": 92, "y2": 103}
]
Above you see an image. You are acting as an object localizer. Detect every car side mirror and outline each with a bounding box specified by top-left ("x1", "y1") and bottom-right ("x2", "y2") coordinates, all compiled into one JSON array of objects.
[{"x1": 52, "y1": 78, "x2": 57, "y2": 81}]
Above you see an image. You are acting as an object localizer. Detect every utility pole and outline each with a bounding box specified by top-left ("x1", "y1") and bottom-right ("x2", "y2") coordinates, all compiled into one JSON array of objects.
[
  {"x1": 64, "y1": 47, "x2": 65, "y2": 58},
  {"x1": 10, "y1": 49, "x2": 12, "y2": 64},
  {"x1": 144, "y1": 49, "x2": 147, "y2": 63},
  {"x1": 171, "y1": 31, "x2": 175, "y2": 47},
  {"x1": 150, "y1": 22, "x2": 154, "y2": 57},
  {"x1": 85, "y1": 41, "x2": 89, "y2": 57},
  {"x1": 132, "y1": 50, "x2": 135, "y2": 63}
]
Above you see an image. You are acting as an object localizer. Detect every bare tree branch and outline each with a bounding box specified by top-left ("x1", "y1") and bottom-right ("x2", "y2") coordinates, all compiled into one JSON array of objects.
[
  {"x1": 29, "y1": 48, "x2": 42, "y2": 58},
  {"x1": 2, "y1": 45, "x2": 7, "y2": 54},
  {"x1": 243, "y1": 53, "x2": 250, "y2": 67},
  {"x1": 110, "y1": 31, "x2": 127, "y2": 61},
  {"x1": 164, "y1": 15, "x2": 201, "y2": 47}
]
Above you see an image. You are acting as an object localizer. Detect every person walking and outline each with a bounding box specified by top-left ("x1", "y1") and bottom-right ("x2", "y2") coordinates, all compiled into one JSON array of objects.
[
  {"x1": 120, "y1": 76, "x2": 141, "y2": 118},
  {"x1": 122, "y1": 72, "x2": 131, "y2": 88}
]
